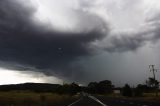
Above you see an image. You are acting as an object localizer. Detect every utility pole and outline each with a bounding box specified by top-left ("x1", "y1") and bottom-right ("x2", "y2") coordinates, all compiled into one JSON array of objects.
[
  {"x1": 149, "y1": 65, "x2": 159, "y2": 97},
  {"x1": 149, "y1": 65, "x2": 157, "y2": 80}
]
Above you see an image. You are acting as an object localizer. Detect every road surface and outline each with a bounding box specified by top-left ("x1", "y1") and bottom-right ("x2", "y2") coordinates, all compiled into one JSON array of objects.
[
  {"x1": 96, "y1": 96, "x2": 160, "y2": 106},
  {"x1": 67, "y1": 95, "x2": 160, "y2": 106},
  {"x1": 68, "y1": 96, "x2": 104, "y2": 106}
]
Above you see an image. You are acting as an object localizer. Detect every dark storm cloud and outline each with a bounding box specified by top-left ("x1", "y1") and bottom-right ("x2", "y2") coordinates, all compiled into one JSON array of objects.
[
  {"x1": 104, "y1": 33, "x2": 147, "y2": 52},
  {"x1": 0, "y1": 0, "x2": 107, "y2": 79}
]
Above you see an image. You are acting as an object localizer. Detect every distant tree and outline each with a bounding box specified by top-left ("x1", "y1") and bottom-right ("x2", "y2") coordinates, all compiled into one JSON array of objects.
[
  {"x1": 122, "y1": 84, "x2": 132, "y2": 97},
  {"x1": 88, "y1": 82, "x2": 98, "y2": 88},
  {"x1": 146, "y1": 77, "x2": 159, "y2": 96},
  {"x1": 88, "y1": 82, "x2": 98, "y2": 94},
  {"x1": 70, "y1": 82, "x2": 81, "y2": 94},
  {"x1": 146, "y1": 77, "x2": 159, "y2": 89},
  {"x1": 134, "y1": 84, "x2": 144, "y2": 97},
  {"x1": 57, "y1": 82, "x2": 81, "y2": 95},
  {"x1": 87, "y1": 80, "x2": 113, "y2": 94},
  {"x1": 97, "y1": 80, "x2": 113, "y2": 94}
]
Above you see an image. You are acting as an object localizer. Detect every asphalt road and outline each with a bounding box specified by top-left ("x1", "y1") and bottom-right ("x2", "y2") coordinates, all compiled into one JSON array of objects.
[
  {"x1": 96, "y1": 96, "x2": 160, "y2": 106},
  {"x1": 68, "y1": 96, "x2": 103, "y2": 106},
  {"x1": 67, "y1": 95, "x2": 160, "y2": 106}
]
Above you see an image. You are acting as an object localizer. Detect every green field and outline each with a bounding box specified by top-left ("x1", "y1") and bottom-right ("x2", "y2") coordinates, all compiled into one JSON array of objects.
[{"x1": 0, "y1": 91, "x2": 79, "y2": 106}]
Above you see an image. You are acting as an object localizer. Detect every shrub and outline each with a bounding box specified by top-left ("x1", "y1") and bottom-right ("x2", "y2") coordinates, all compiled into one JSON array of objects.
[{"x1": 122, "y1": 84, "x2": 132, "y2": 97}]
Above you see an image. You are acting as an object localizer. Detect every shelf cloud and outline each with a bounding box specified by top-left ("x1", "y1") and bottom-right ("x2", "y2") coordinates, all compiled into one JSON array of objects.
[{"x1": 0, "y1": 0, "x2": 108, "y2": 80}]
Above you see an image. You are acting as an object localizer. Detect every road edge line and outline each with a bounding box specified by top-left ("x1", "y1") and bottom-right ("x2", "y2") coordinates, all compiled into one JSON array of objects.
[
  {"x1": 89, "y1": 95, "x2": 108, "y2": 106},
  {"x1": 68, "y1": 97, "x2": 82, "y2": 106}
]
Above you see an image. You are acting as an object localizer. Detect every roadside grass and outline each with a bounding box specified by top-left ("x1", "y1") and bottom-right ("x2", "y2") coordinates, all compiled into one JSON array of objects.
[
  {"x1": 0, "y1": 91, "x2": 79, "y2": 106},
  {"x1": 100, "y1": 92, "x2": 160, "y2": 103}
]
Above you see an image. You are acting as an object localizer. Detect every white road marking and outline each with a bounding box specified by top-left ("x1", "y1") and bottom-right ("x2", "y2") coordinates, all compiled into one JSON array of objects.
[
  {"x1": 68, "y1": 98, "x2": 82, "y2": 106},
  {"x1": 89, "y1": 95, "x2": 108, "y2": 106}
]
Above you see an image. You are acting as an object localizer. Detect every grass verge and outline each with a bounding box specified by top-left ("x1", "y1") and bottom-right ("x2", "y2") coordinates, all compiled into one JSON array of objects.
[
  {"x1": 102, "y1": 93, "x2": 160, "y2": 103},
  {"x1": 0, "y1": 91, "x2": 79, "y2": 106}
]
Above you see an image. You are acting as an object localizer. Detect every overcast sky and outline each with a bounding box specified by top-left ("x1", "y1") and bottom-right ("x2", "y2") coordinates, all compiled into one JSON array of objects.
[{"x1": 1, "y1": 0, "x2": 160, "y2": 86}]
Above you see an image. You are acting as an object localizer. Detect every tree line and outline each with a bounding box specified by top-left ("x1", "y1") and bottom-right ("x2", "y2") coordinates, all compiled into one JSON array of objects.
[
  {"x1": 122, "y1": 77, "x2": 159, "y2": 97},
  {"x1": 0, "y1": 77, "x2": 159, "y2": 97}
]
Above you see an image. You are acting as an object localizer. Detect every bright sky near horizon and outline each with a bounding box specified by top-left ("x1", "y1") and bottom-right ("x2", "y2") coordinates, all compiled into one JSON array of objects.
[{"x1": 0, "y1": 68, "x2": 63, "y2": 85}]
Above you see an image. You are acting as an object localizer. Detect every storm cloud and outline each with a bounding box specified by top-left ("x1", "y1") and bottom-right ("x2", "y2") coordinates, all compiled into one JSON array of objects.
[
  {"x1": 1, "y1": 0, "x2": 160, "y2": 84},
  {"x1": 0, "y1": 0, "x2": 108, "y2": 80}
]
